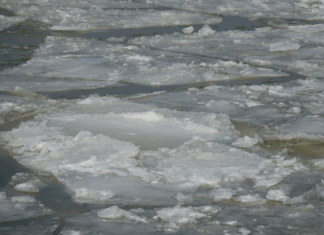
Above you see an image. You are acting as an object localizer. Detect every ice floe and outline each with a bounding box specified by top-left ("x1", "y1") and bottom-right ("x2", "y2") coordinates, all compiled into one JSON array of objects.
[
  {"x1": 130, "y1": 25, "x2": 324, "y2": 77},
  {"x1": 0, "y1": 36, "x2": 287, "y2": 92},
  {"x1": 0, "y1": 94, "x2": 308, "y2": 207},
  {"x1": 1, "y1": 1, "x2": 221, "y2": 31},
  {"x1": 136, "y1": 0, "x2": 324, "y2": 21},
  {"x1": 134, "y1": 78, "x2": 324, "y2": 141}
]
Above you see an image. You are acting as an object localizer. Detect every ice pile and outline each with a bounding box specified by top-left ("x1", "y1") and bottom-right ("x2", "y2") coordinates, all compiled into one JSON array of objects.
[
  {"x1": 0, "y1": 36, "x2": 288, "y2": 92},
  {"x1": 1, "y1": 0, "x2": 221, "y2": 31}
]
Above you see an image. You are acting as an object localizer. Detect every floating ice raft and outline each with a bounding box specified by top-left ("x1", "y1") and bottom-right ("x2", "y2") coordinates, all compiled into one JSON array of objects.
[
  {"x1": 130, "y1": 25, "x2": 324, "y2": 78},
  {"x1": 0, "y1": 95, "x2": 305, "y2": 205},
  {"x1": 0, "y1": 36, "x2": 287, "y2": 92},
  {"x1": 134, "y1": 78, "x2": 324, "y2": 141}
]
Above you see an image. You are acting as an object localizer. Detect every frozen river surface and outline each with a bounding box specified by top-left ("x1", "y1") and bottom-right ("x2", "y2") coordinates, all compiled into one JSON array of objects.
[{"x1": 1, "y1": 1, "x2": 324, "y2": 234}]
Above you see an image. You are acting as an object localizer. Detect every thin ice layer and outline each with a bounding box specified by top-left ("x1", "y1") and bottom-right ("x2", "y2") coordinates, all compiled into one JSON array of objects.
[
  {"x1": 0, "y1": 36, "x2": 287, "y2": 92},
  {"x1": 130, "y1": 25, "x2": 324, "y2": 78},
  {"x1": 1, "y1": 1, "x2": 221, "y2": 31}
]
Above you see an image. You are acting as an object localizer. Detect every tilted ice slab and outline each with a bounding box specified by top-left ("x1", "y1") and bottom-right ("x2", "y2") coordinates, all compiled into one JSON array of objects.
[
  {"x1": 0, "y1": 87, "x2": 69, "y2": 125},
  {"x1": 1, "y1": 1, "x2": 221, "y2": 31},
  {"x1": 130, "y1": 25, "x2": 324, "y2": 78},
  {"x1": 134, "y1": 78, "x2": 324, "y2": 141},
  {"x1": 0, "y1": 95, "x2": 303, "y2": 205},
  {"x1": 137, "y1": 0, "x2": 324, "y2": 21},
  {"x1": 0, "y1": 15, "x2": 25, "y2": 32},
  {"x1": 0, "y1": 36, "x2": 287, "y2": 92}
]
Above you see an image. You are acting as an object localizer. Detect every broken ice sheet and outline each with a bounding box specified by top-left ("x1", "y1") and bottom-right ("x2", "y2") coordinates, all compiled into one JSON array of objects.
[
  {"x1": 136, "y1": 0, "x2": 324, "y2": 21},
  {"x1": 1, "y1": 0, "x2": 222, "y2": 31},
  {"x1": 0, "y1": 87, "x2": 69, "y2": 124},
  {"x1": 0, "y1": 192, "x2": 52, "y2": 223},
  {"x1": 0, "y1": 95, "x2": 301, "y2": 205},
  {"x1": 130, "y1": 25, "x2": 324, "y2": 78},
  {"x1": 60, "y1": 205, "x2": 222, "y2": 234},
  {"x1": 134, "y1": 77, "x2": 324, "y2": 141},
  {"x1": 0, "y1": 36, "x2": 287, "y2": 92}
]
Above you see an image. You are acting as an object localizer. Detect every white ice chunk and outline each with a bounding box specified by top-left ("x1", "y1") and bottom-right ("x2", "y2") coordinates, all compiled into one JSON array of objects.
[
  {"x1": 288, "y1": 24, "x2": 324, "y2": 34},
  {"x1": 266, "y1": 189, "x2": 288, "y2": 202},
  {"x1": 11, "y1": 196, "x2": 35, "y2": 203},
  {"x1": 97, "y1": 206, "x2": 147, "y2": 223},
  {"x1": 209, "y1": 188, "x2": 236, "y2": 202},
  {"x1": 316, "y1": 184, "x2": 324, "y2": 200},
  {"x1": 314, "y1": 159, "x2": 324, "y2": 168},
  {"x1": 121, "y1": 111, "x2": 164, "y2": 122},
  {"x1": 239, "y1": 227, "x2": 251, "y2": 235},
  {"x1": 269, "y1": 41, "x2": 301, "y2": 52},
  {"x1": 198, "y1": 25, "x2": 216, "y2": 37},
  {"x1": 232, "y1": 136, "x2": 258, "y2": 148},
  {"x1": 182, "y1": 26, "x2": 194, "y2": 34},
  {"x1": 173, "y1": 193, "x2": 193, "y2": 203},
  {"x1": 14, "y1": 182, "x2": 39, "y2": 193},
  {"x1": 73, "y1": 188, "x2": 115, "y2": 204},
  {"x1": 235, "y1": 194, "x2": 267, "y2": 205},
  {"x1": 0, "y1": 192, "x2": 7, "y2": 200},
  {"x1": 245, "y1": 100, "x2": 263, "y2": 107},
  {"x1": 156, "y1": 205, "x2": 216, "y2": 224}
]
